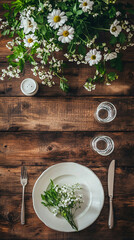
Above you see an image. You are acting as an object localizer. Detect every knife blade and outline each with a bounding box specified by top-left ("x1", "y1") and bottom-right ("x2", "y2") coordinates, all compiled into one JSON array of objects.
[{"x1": 108, "y1": 160, "x2": 115, "y2": 229}]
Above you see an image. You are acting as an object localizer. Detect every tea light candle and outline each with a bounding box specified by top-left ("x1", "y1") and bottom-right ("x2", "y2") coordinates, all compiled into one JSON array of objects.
[{"x1": 20, "y1": 78, "x2": 39, "y2": 96}]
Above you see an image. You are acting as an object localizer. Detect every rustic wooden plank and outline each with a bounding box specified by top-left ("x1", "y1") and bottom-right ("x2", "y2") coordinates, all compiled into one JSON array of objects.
[
  {"x1": 0, "y1": 132, "x2": 134, "y2": 167},
  {"x1": 0, "y1": 97, "x2": 133, "y2": 131},
  {"x1": 0, "y1": 165, "x2": 133, "y2": 196},
  {"x1": 0, "y1": 62, "x2": 134, "y2": 97},
  {"x1": 0, "y1": 194, "x2": 133, "y2": 240}
]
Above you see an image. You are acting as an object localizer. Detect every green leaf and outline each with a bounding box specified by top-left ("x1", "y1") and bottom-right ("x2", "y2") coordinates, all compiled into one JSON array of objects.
[
  {"x1": 107, "y1": 72, "x2": 117, "y2": 81},
  {"x1": 40, "y1": 25, "x2": 47, "y2": 36},
  {"x1": 78, "y1": 45, "x2": 86, "y2": 56},
  {"x1": 41, "y1": 194, "x2": 45, "y2": 201},
  {"x1": 28, "y1": 55, "x2": 35, "y2": 64},
  {"x1": 7, "y1": 53, "x2": 18, "y2": 61},
  {"x1": 60, "y1": 78, "x2": 69, "y2": 92},
  {"x1": 108, "y1": 6, "x2": 116, "y2": 18},
  {"x1": 9, "y1": 31, "x2": 15, "y2": 38},
  {"x1": 3, "y1": 3, "x2": 10, "y2": 10},
  {"x1": 76, "y1": 10, "x2": 83, "y2": 16},
  {"x1": 4, "y1": 12, "x2": 10, "y2": 18},
  {"x1": 19, "y1": 58, "x2": 25, "y2": 72},
  {"x1": 36, "y1": 15, "x2": 44, "y2": 24},
  {"x1": 110, "y1": 36, "x2": 117, "y2": 45},
  {"x1": 73, "y1": 3, "x2": 77, "y2": 13},
  {"x1": 41, "y1": 202, "x2": 47, "y2": 206},
  {"x1": 66, "y1": 12, "x2": 73, "y2": 17},
  {"x1": 118, "y1": 32, "x2": 126, "y2": 45},
  {"x1": 2, "y1": 29, "x2": 10, "y2": 36},
  {"x1": 96, "y1": 62, "x2": 106, "y2": 75},
  {"x1": 17, "y1": 29, "x2": 25, "y2": 39},
  {"x1": 110, "y1": 54, "x2": 123, "y2": 71}
]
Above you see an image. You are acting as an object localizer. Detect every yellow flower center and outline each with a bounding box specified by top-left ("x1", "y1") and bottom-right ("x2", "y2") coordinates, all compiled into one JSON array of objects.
[
  {"x1": 91, "y1": 55, "x2": 96, "y2": 60},
  {"x1": 62, "y1": 30, "x2": 69, "y2": 37},
  {"x1": 28, "y1": 38, "x2": 33, "y2": 43},
  {"x1": 53, "y1": 16, "x2": 61, "y2": 23},
  {"x1": 83, "y1": 2, "x2": 87, "y2": 6},
  {"x1": 112, "y1": 26, "x2": 117, "y2": 32}
]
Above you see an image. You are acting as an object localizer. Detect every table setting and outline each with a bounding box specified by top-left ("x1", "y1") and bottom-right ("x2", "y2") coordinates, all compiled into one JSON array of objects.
[{"x1": 0, "y1": 0, "x2": 134, "y2": 240}]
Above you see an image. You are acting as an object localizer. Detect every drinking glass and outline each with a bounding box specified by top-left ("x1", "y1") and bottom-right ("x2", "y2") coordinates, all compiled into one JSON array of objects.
[
  {"x1": 94, "y1": 102, "x2": 117, "y2": 123},
  {"x1": 91, "y1": 135, "x2": 114, "y2": 156}
]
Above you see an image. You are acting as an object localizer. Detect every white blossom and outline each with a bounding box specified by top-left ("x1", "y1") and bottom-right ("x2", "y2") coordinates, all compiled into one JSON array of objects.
[
  {"x1": 110, "y1": 20, "x2": 122, "y2": 37},
  {"x1": 85, "y1": 49, "x2": 102, "y2": 66},
  {"x1": 104, "y1": 52, "x2": 117, "y2": 61},
  {"x1": 79, "y1": 0, "x2": 94, "y2": 13},
  {"x1": 47, "y1": 9, "x2": 67, "y2": 29},
  {"x1": 57, "y1": 25, "x2": 74, "y2": 43},
  {"x1": 20, "y1": 17, "x2": 37, "y2": 34},
  {"x1": 23, "y1": 34, "x2": 38, "y2": 47}
]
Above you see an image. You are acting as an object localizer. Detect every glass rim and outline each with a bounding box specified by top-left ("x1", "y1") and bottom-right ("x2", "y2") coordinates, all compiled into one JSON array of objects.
[
  {"x1": 95, "y1": 101, "x2": 117, "y2": 123},
  {"x1": 91, "y1": 135, "x2": 114, "y2": 156}
]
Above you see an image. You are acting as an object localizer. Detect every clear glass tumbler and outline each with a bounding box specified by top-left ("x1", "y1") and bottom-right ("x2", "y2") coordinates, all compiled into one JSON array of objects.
[
  {"x1": 94, "y1": 101, "x2": 117, "y2": 123},
  {"x1": 91, "y1": 135, "x2": 114, "y2": 156}
]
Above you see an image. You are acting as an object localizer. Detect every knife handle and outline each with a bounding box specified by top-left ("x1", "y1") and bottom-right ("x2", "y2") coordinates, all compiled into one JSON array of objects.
[{"x1": 108, "y1": 196, "x2": 114, "y2": 229}]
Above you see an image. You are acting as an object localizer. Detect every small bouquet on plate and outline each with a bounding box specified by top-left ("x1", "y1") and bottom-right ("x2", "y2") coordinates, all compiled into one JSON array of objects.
[{"x1": 41, "y1": 180, "x2": 83, "y2": 230}]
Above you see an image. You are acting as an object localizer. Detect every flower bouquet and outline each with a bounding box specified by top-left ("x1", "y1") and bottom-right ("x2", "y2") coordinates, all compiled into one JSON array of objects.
[{"x1": 0, "y1": 0, "x2": 134, "y2": 92}]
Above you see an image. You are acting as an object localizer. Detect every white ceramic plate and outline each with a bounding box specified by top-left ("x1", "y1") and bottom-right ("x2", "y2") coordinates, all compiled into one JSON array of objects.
[{"x1": 32, "y1": 162, "x2": 104, "y2": 232}]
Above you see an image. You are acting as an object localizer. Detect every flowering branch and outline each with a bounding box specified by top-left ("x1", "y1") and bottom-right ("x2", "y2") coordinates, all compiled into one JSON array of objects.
[{"x1": 0, "y1": 0, "x2": 134, "y2": 92}]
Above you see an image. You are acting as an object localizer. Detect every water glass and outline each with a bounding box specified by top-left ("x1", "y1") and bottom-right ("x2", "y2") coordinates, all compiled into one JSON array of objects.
[
  {"x1": 91, "y1": 135, "x2": 114, "y2": 156},
  {"x1": 94, "y1": 102, "x2": 117, "y2": 123}
]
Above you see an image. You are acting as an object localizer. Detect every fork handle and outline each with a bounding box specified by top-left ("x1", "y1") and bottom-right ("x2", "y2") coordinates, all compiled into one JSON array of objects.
[{"x1": 21, "y1": 185, "x2": 25, "y2": 225}]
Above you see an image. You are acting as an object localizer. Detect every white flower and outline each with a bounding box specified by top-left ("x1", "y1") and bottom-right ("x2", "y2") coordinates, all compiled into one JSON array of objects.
[
  {"x1": 104, "y1": 52, "x2": 117, "y2": 61},
  {"x1": 126, "y1": 28, "x2": 130, "y2": 32},
  {"x1": 115, "y1": 48, "x2": 120, "y2": 53},
  {"x1": 23, "y1": 34, "x2": 38, "y2": 47},
  {"x1": 20, "y1": 17, "x2": 37, "y2": 34},
  {"x1": 104, "y1": 47, "x2": 108, "y2": 52},
  {"x1": 110, "y1": 20, "x2": 122, "y2": 37},
  {"x1": 79, "y1": 0, "x2": 94, "y2": 12},
  {"x1": 84, "y1": 82, "x2": 96, "y2": 91},
  {"x1": 85, "y1": 49, "x2": 102, "y2": 66},
  {"x1": 47, "y1": 9, "x2": 67, "y2": 29},
  {"x1": 116, "y1": 11, "x2": 121, "y2": 17},
  {"x1": 57, "y1": 25, "x2": 74, "y2": 43}
]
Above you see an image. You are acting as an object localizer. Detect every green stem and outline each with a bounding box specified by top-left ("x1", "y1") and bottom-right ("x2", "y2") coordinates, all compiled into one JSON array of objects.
[
  {"x1": 78, "y1": 36, "x2": 87, "y2": 44},
  {"x1": 91, "y1": 26, "x2": 109, "y2": 31},
  {"x1": 55, "y1": 72, "x2": 61, "y2": 79}
]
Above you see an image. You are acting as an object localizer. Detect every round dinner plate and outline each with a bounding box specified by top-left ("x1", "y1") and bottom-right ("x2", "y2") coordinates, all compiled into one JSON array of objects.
[{"x1": 32, "y1": 162, "x2": 104, "y2": 232}]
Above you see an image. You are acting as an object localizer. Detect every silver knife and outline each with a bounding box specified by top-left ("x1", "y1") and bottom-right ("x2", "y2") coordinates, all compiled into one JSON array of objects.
[{"x1": 108, "y1": 160, "x2": 115, "y2": 229}]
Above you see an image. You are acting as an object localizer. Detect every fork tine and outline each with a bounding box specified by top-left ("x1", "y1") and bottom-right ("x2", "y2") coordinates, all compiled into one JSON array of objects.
[
  {"x1": 21, "y1": 166, "x2": 27, "y2": 179},
  {"x1": 21, "y1": 166, "x2": 24, "y2": 178},
  {"x1": 24, "y1": 166, "x2": 27, "y2": 178}
]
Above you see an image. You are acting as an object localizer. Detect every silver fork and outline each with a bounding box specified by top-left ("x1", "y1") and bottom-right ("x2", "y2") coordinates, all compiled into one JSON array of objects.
[{"x1": 20, "y1": 166, "x2": 28, "y2": 225}]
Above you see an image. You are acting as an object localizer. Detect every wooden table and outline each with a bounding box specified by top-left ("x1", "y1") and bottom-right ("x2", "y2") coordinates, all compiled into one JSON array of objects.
[{"x1": 0, "y1": 1, "x2": 134, "y2": 239}]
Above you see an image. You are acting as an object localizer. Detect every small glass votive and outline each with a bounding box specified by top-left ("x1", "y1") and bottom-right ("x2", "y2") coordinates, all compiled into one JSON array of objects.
[
  {"x1": 91, "y1": 136, "x2": 114, "y2": 156},
  {"x1": 20, "y1": 78, "x2": 39, "y2": 96},
  {"x1": 94, "y1": 102, "x2": 117, "y2": 123}
]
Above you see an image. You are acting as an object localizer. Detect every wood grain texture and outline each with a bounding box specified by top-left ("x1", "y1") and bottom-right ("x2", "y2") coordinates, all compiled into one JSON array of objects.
[
  {"x1": 0, "y1": 0, "x2": 134, "y2": 239},
  {"x1": 0, "y1": 62, "x2": 134, "y2": 97},
  {"x1": 0, "y1": 193, "x2": 134, "y2": 240},
  {"x1": 0, "y1": 132, "x2": 134, "y2": 167},
  {"x1": 0, "y1": 165, "x2": 133, "y2": 196},
  {"x1": 0, "y1": 97, "x2": 133, "y2": 131}
]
